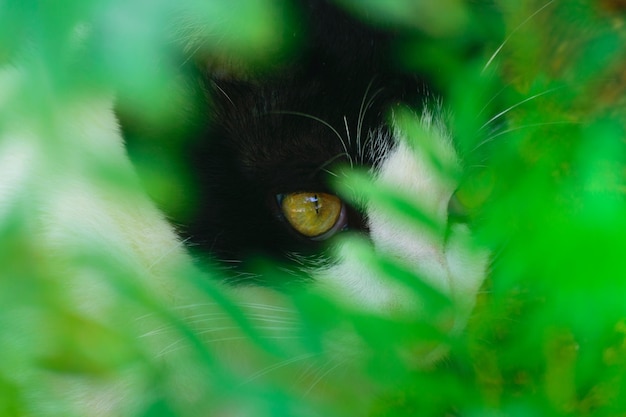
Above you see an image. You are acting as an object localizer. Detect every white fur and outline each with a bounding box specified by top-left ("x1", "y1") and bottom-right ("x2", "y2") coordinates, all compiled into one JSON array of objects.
[
  {"x1": 312, "y1": 112, "x2": 488, "y2": 365},
  {"x1": 1, "y1": 60, "x2": 488, "y2": 414},
  {"x1": 0, "y1": 63, "x2": 219, "y2": 416}
]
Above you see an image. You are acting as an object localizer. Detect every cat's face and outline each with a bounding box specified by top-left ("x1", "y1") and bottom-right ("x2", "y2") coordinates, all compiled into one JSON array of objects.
[{"x1": 160, "y1": 0, "x2": 490, "y2": 365}]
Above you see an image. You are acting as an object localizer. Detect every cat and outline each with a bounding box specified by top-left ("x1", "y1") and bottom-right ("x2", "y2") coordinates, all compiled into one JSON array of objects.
[
  {"x1": 152, "y1": 0, "x2": 489, "y2": 321},
  {"x1": 0, "y1": 0, "x2": 489, "y2": 415},
  {"x1": 124, "y1": 0, "x2": 490, "y2": 412}
]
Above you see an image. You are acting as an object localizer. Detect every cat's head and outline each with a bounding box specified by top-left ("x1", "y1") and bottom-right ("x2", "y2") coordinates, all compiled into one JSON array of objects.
[{"x1": 128, "y1": 0, "x2": 491, "y2": 368}]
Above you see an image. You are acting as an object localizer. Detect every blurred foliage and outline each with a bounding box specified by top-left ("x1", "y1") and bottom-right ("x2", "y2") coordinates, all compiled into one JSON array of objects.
[{"x1": 1, "y1": 0, "x2": 625, "y2": 416}]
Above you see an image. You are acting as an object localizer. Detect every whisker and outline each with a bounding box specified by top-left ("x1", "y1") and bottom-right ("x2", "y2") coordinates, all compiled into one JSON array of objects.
[
  {"x1": 472, "y1": 120, "x2": 580, "y2": 152},
  {"x1": 270, "y1": 111, "x2": 354, "y2": 168},
  {"x1": 183, "y1": 311, "x2": 230, "y2": 320},
  {"x1": 171, "y1": 302, "x2": 221, "y2": 311},
  {"x1": 195, "y1": 323, "x2": 299, "y2": 334},
  {"x1": 213, "y1": 82, "x2": 236, "y2": 107},
  {"x1": 133, "y1": 301, "x2": 221, "y2": 322},
  {"x1": 475, "y1": 83, "x2": 511, "y2": 120},
  {"x1": 155, "y1": 338, "x2": 186, "y2": 358},
  {"x1": 141, "y1": 312, "x2": 292, "y2": 339},
  {"x1": 146, "y1": 235, "x2": 193, "y2": 272},
  {"x1": 245, "y1": 316, "x2": 300, "y2": 325},
  {"x1": 343, "y1": 116, "x2": 351, "y2": 147},
  {"x1": 312, "y1": 152, "x2": 351, "y2": 179},
  {"x1": 303, "y1": 358, "x2": 346, "y2": 397},
  {"x1": 479, "y1": 87, "x2": 562, "y2": 131},
  {"x1": 140, "y1": 326, "x2": 175, "y2": 339},
  {"x1": 240, "y1": 352, "x2": 318, "y2": 386},
  {"x1": 178, "y1": 36, "x2": 204, "y2": 68},
  {"x1": 155, "y1": 332, "x2": 302, "y2": 359},
  {"x1": 296, "y1": 358, "x2": 322, "y2": 384},
  {"x1": 187, "y1": 310, "x2": 299, "y2": 326},
  {"x1": 236, "y1": 302, "x2": 295, "y2": 313},
  {"x1": 482, "y1": 0, "x2": 557, "y2": 72},
  {"x1": 208, "y1": 335, "x2": 302, "y2": 344},
  {"x1": 323, "y1": 169, "x2": 340, "y2": 178},
  {"x1": 357, "y1": 77, "x2": 376, "y2": 147},
  {"x1": 357, "y1": 87, "x2": 384, "y2": 163}
]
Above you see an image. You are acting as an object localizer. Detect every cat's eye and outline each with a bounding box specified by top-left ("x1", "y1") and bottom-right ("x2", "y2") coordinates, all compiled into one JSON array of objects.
[{"x1": 279, "y1": 192, "x2": 347, "y2": 240}]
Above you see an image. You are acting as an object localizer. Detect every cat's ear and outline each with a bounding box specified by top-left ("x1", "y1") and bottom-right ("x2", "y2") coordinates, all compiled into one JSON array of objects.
[
  {"x1": 171, "y1": 0, "x2": 304, "y2": 83},
  {"x1": 200, "y1": 48, "x2": 301, "y2": 85},
  {"x1": 203, "y1": 53, "x2": 257, "y2": 83}
]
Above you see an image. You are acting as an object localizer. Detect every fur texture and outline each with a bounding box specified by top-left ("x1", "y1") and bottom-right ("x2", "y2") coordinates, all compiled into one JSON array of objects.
[{"x1": 0, "y1": 1, "x2": 489, "y2": 415}]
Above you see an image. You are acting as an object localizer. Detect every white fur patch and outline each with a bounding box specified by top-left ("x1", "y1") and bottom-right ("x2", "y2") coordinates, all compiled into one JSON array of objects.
[{"x1": 311, "y1": 110, "x2": 489, "y2": 361}]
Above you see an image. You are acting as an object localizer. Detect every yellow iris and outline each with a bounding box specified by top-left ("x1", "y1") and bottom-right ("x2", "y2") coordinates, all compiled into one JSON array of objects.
[{"x1": 281, "y1": 192, "x2": 342, "y2": 238}]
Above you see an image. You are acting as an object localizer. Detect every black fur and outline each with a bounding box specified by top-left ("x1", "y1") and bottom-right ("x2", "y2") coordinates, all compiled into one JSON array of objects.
[{"x1": 126, "y1": 0, "x2": 430, "y2": 285}]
